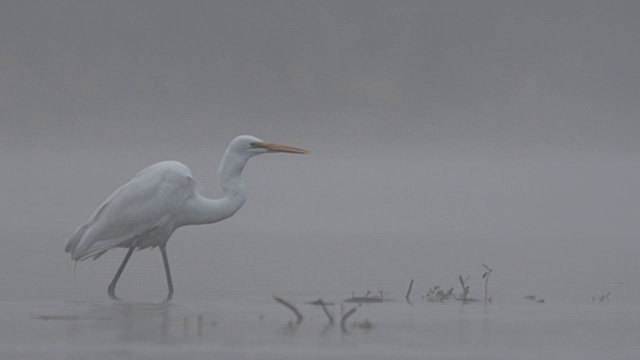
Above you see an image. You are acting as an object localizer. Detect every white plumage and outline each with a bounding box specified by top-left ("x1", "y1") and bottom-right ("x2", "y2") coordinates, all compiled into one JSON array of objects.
[{"x1": 65, "y1": 135, "x2": 308, "y2": 301}]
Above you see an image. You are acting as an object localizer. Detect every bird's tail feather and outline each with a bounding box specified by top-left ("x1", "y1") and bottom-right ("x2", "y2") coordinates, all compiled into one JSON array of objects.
[{"x1": 65, "y1": 224, "x2": 89, "y2": 256}]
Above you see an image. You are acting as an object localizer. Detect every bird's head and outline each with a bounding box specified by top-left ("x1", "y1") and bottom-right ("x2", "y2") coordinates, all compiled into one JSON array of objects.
[
  {"x1": 230, "y1": 135, "x2": 309, "y2": 156},
  {"x1": 218, "y1": 135, "x2": 309, "y2": 189}
]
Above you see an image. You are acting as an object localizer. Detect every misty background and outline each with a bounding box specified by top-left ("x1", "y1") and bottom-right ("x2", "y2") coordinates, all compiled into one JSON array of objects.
[{"x1": 1, "y1": 1, "x2": 639, "y2": 302}]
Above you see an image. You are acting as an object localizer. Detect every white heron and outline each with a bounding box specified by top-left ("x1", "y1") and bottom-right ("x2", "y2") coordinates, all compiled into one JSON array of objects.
[{"x1": 65, "y1": 135, "x2": 308, "y2": 301}]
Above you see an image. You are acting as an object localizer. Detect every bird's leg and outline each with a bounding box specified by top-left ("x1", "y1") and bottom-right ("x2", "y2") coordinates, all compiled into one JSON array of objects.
[
  {"x1": 160, "y1": 244, "x2": 174, "y2": 302},
  {"x1": 108, "y1": 246, "x2": 135, "y2": 300}
]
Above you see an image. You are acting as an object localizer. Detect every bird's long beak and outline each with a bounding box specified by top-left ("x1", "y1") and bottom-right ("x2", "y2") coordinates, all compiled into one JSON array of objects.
[{"x1": 256, "y1": 142, "x2": 310, "y2": 154}]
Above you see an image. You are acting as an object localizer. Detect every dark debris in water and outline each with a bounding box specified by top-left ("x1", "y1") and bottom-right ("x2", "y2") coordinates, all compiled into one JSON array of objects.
[
  {"x1": 304, "y1": 299, "x2": 335, "y2": 306},
  {"x1": 344, "y1": 297, "x2": 386, "y2": 304},
  {"x1": 523, "y1": 295, "x2": 545, "y2": 303},
  {"x1": 31, "y1": 314, "x2": 111, "y2": 321},
  {"x1": 352, "y1": 319, "x2": 375, "y2": 330},
  {"x1": 344, "y1": 290, "x2": 394, "y2": 304}
]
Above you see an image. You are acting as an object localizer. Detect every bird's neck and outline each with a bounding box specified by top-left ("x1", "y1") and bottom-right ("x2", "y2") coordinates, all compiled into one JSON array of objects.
[
  {"x1": 216, "y1": 165, "x2": 248, "y2": 223},
  {"x1": 196, "y1": 186, "x2": 247, "y2": 225},
  {"x1": 177, "y1": 149, "x2": 252, "y2": 227},
  {"x1": 217, "y1": 150, "x2": 250, "y2": 194},
  {"x1": 195, "y1": 148, "x2": 251, "y2": 224}
]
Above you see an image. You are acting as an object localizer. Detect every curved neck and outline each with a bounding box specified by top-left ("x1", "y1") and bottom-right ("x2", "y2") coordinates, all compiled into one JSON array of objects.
[
  {"x1": 180, "y1": 147, "x2": 251, "y2": 226},
  {"x1": 188, "y1": 189, "x2": 246, "y2": 226},
  {"x1": 217, "y1": 147, "x2": 251, "y2": 194}
]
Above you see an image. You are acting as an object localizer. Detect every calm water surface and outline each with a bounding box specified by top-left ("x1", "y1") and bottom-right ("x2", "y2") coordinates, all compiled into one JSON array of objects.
[
  {"x1": 2, "y1": 297, "x2": 640, "y2": 359},
  {"x1": 1, "y1": 227, "x2": 639, "y2": 359}
]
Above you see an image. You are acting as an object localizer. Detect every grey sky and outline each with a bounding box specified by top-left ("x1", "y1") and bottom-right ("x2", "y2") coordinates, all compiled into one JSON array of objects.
[
  {"x1": 1, "y1": 1, "x2": 640, "y2": 291},
  {"x1": 2, "y1": 1, "x2": 639, "y2": 155}
]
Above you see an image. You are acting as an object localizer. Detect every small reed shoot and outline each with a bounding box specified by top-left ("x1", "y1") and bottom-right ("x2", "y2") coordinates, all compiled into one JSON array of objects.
[
  {"x1": 406, "y1": 279, "x2": 414, "y2": 304},
  {"x1": 593, "y1": 291, "x2": 611, "y2": 303},
  {"x1": 424, "y1": 285, "x2": 454, "y2": 302},
  {"x1": 458, "y1": 275, "x2": 470, "y2": 302},
  {"x1": 456, "y1": 275, "x2": 480, "y2": 303},
  {"x1": 482, "y1": 263, "x2": 493, "y2": 305}
]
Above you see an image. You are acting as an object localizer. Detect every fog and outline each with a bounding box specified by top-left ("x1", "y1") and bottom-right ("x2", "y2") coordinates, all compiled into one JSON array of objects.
[
  {"x1": 3, "y1": 2, "x2": 640, "y2": 358},
  {"x1": 2, "y1": 1, "x2": 640, "y2": 300}
]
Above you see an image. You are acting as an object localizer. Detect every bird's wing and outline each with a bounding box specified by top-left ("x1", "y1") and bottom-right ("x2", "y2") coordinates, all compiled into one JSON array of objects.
[{"x1": 66, "y1": 161, "x2": 194, "y2": 261}]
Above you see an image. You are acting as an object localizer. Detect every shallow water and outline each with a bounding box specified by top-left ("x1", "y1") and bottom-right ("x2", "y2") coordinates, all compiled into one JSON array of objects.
[
  {"x1": 2, "y1": 297, "x2": 640, "y2": 359},
  {"x1": 1, "y1": 227, "x2": 640, "y2": 359}
]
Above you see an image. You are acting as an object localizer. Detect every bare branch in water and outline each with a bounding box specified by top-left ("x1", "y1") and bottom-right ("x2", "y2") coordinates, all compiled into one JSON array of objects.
[{"x1": 273, "y1": 295, "x2": 303, "y2": 324}]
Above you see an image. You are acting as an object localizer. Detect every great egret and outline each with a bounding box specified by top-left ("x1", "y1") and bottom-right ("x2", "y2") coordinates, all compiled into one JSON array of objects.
[{"x1": 65, "y1": 135, "x2": 308, "y2": 301}]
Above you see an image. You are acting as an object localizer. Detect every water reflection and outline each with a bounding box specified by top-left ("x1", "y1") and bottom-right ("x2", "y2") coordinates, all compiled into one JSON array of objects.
[
  {"x1": 48, "y1": 301, "x2": 215, "y2": 346},
  {"x1": 10, "y1": 298, "x2": 640, "y2": 360},
  {"x1": 93, "y1": 302, "x2": 173, "y2": 343}
]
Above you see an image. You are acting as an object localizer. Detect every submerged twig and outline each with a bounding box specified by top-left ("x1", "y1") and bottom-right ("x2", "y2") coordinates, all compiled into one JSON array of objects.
[
  {"x1": 273, "y1": 295, "x2": 303, "y2": 324},
  {"x1": 341, "y1": 306, "x2": 357, "y2": 332},
  {"x1": 320, "y1": 302, "x2": 334, "y2": 324},
  {"x1": 306, "y1": 298, "x2": 334, "y2": 323},
  {"x1": 406, "y1": 279, "x2": 414, "y2": 304}
]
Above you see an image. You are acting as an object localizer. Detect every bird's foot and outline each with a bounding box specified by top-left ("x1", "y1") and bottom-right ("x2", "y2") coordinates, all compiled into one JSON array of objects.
[
  {"x1": 107, "y1": 285, "x2": 122, "y2": 301},
  {"x1": 162, "y1": 293, "x2": 173, "y2": 303}
]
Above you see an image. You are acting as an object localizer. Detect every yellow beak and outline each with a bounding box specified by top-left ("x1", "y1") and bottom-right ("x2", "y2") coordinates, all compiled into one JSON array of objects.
[{"x1": 255, "y1": 142, "x2": 309, "y2": 154}]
